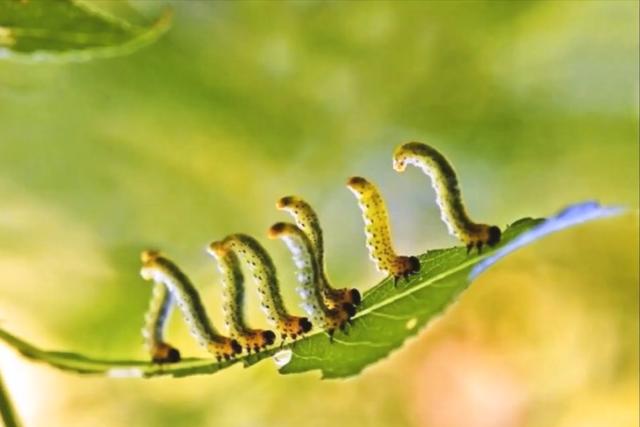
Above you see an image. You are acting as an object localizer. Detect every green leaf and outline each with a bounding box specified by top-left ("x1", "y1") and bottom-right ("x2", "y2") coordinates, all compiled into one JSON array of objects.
[
  {"x1": 0, "y1": 0, "x2": 171, "y2": 62},
  {"x1": 0, "y1": 202, "x2": 624, "y2": 379}
]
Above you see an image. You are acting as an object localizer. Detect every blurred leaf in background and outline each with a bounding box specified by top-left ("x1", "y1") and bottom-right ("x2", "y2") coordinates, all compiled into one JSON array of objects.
[
  {"x1": 0, "y1": 0, "x2": 171, "y2": 61},
  {"x1": 0, "y1": 1, "x2": 637, "y2": 427}
]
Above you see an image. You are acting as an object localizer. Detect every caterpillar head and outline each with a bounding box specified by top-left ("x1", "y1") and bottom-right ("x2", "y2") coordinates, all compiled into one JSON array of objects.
[
  {"x1": 267, "y1": 222, "x2": 291, "y2": 238},
  {"x1": 392, "y1": 148, "x2": 408, "y2": 172},
  {"x1": 346, "y1": 176, "x2": 370, "y2": 196},
  {"x1": 324, "y1": 304, "x2": 357, "y2": 334},
  {"x1": 140, "y1": 249, "x2": 160, "y2": 263},
  {"x1": 393, "y1": 142, "x2": 429, "y2": 172},
  {"x1": 261, "y1": 330, "x2": 277, "y2": 346},
  {"x1": 487, "y1": 225, "x2": 501, "y2": 247},
  {"x1": 299, "y1": 317, "x2": 313, "y2": 334},
  {"x1": 207, "y1": 241, "x2": 227, "y2": 258},
  {"x1": 240, "y1": 329, "x2": 277, "y2": 352},
  {"x1": 280, "y1": 316, "x2": 312, "y2": 339},
  {"x1": 342, "y1": 302, "x2": 357, "y2": 318},
  {"x1": 348, "y1": 288, "x2": 361, "y2": 306},
  {"x1": 140, "y1": 250, "x2": 162, "y2": 281},
  {"x1": 276, "y1": 195, "x2": 303, "y2": 210},
  {"x1": 151, "y1": 342, "x2": 181, "y2": 364},
  {"x1": 328, "y1": 288, "x2": 361, "y2": 308},
  {"x1": 393, "y1": 255, "x2": 421, "y2": 278}
]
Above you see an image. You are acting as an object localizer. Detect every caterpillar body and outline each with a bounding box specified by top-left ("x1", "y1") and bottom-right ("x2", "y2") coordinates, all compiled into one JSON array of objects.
[
  {"x1": 268, "y1": 222, "x2": 354, "y2": 337},
  {"x1": 393, "y1": 142, "x2": 501, "y2": 252},
  {"x1": 142, "y1": 281, "x2": 181, "y2": 363},
  {"x1": 207, "y1": 242, "x2": 276, "y2": 353},
  {"x1": 276, "y1": 196, "x2": 361, "y2": 309},
  {"x1": 346, "y1": 176, "x2": 420, "y2": 284},
  {"x1": 220, "y1": 234, "x2": 312, "y2": 341},
  {"x1": 140, "y1": 250, "x2": 242, "y2": 361}
]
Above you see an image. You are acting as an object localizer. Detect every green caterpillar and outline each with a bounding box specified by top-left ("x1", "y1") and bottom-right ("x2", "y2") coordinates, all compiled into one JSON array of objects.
[
  {"x1": 220, "y1": 234, "x2": 312, "y2": 341},
  {"x1": 138, "y1": 143, "x2": 498, "y2": 363},
  {"x1": 207, "y1": 242, "x2": 276, "y2": 353},
  {"x1": 141, "y1": 281, "x2": 181, "y2": 363},
  {"x1": 276, "y1": 196, "x2": 361, "y2": 309},
  {"x1": 393, "y1": 142, "x2": 501, "y2": 252},
  {"x1": 346, "y1": 176, "x2": 420, "y2": 284},
  {"x1": 268, "y1": 222, "x2": 353, "y2": 338},
  {"x1": 140, "y1": 250, "x2": 241, "y2": 361}
]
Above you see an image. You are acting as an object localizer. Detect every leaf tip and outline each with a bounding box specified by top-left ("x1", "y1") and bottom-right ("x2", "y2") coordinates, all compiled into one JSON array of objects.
[{"x1": 469, "y1": 201, "x2": 627, "y2": 280}]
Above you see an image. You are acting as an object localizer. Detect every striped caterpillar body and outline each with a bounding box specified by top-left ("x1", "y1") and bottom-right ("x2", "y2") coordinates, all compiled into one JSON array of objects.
[
  {"x1": 142, "y1": 281, "x2": 181, "y2": 363},
  {"x1": 346, "y1": 176, "x2": 420, "y2": 284},
  {"x1": 268, "y1": 222, "x2": 354, "y2": 338},
  {"x1": 140, "y1": 250, "x2": 242, "y2": 361},
  {"x1": 207, "y1": 242, "x2": 276, "y2": 353},
  {"x1": 276, "y1": 196, "x2": 361, "y2": 309},
  {"x1": 393, "y1": 142, "x2": 501, "y2": 253},
  {"x1": 220, "y1": 234, "x2": 312, "y2": 341}
]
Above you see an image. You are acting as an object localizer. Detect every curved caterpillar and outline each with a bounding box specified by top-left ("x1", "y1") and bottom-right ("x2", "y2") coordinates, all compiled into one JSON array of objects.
[
  {"x1": 140, "y1": 250, "x2": 242, "y2": 361},
  {"x1": 207, "y1": 242, "x2": 276, "y2": 353},
  {"x1": 138, "y1": 143, "x2": 498, "y2": 363},
  {"x1": 276, "y1": 196, "x2": 361, "y2": 308},
  {"x1": 346, "y1": 176, "x2": 420, "y2": 284},
  {"x1": 142, "y1": 281, "x2": 181, "y2": 363},
  {"x1": 220, "y1": 234, "x2": 312, "y2": 341},
  {"x1": 393, "y1": 141, "x2": 501, "y2": 252},
  {"x1": 268, "y1": 222, "x2": 353, "y2": 338}
]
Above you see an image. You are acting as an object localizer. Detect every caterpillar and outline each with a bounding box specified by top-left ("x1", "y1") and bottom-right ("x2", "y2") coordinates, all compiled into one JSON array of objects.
[
  {"x1": 220, "y1": 234, "x2": 312, "y2": 341},
  {"x1": 139, "y1": 250, "x2": 242, "y2": 361},
  {"x1": 393, "y1": 141, "x2": 501, "y2": 253},
  {"x1": 207, "y1": 242, "x2": 276, "y2": 353},
  {"x1": 346, "y1": 176, "x2": 420, "y2": 284},
  {"x1": 141, "y1": 281, "x2": 181, "y2": 363},
  {"x1": 268, "y1": 222, "x2": 354, "y2": 338},
  {"x1": 137, "y1": 143, "x2": 498, "y2": 362},
  {"x1": 276, "y1": 196, "x2": 361, "y2": 309}
]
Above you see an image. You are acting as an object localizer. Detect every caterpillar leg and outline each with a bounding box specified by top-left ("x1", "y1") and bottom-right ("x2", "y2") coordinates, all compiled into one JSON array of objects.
[
  {"x1": 232, "y1": 329, "x2": 276, "y2": 354},
  {"x1": 150, "y1": 342, "x2": 181, "y2": 364}
]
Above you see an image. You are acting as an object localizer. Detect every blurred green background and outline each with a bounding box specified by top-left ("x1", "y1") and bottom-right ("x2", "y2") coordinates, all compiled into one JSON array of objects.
[{"x1": 0, "y1": 1, "x2": 638, "y2": 426}]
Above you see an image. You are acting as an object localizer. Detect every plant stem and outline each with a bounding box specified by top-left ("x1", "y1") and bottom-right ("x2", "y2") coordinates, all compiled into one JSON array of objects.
[{"x1": 0, "y1": 369, "x2": 21, "y2": 427}]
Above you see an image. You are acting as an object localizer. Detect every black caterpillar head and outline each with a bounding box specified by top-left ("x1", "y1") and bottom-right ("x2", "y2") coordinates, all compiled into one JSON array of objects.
[{"x1": 487, "y1": 226, "x2": 501, "y2": 246}]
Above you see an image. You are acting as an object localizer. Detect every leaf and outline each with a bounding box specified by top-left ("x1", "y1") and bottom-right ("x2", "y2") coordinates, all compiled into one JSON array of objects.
[
  {"x1": 0, "y1": 0, "x2": 171, "y2": 62},
  {"x1": 0, "y1": 202, "x2": 625, "y2": 379}
]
